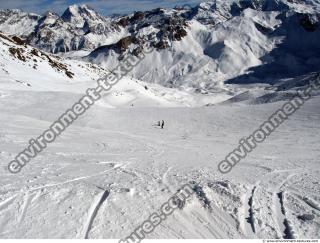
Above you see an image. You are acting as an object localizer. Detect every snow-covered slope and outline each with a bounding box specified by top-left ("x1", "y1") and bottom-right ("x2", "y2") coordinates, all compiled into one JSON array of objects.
[
  {"x1": 0, "y1": 32, "x2": 108, "y2": 91},
  {"x1": 0, "y1": 32, "x2": 226, "y2": 107},
  {"x1": 0, "y1": 82, "x2": 319, "y2": 239}
]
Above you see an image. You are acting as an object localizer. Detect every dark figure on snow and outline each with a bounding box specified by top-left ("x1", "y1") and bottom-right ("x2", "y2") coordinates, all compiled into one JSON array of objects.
[{"x1": 161, "y1": 120, "x2": 165, "y2": 129}]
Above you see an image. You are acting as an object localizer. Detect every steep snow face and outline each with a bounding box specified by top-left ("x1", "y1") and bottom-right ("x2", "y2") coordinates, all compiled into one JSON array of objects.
[
  {"x1": 61, "y1": 4, "x2": 111, "y2": 29},
  {"x1": 189, "y1": 0, "x2": 237, "y2": 25},
  {"x1": 226, "y1": 11, "x2": 320, "y2": 84},
  {"x1": 39, "y1": 11, "x2": 60, "y2": 26}
]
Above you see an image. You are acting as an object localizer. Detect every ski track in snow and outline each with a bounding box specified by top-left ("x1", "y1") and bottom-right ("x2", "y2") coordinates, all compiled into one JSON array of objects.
[
  {"x1": 83, "y1": 189, "x2": 110, "y2": 239},
  {"x1": 239, "y1": 169, "x2": 305, "y2": 239},
  {"x1": 18, "y1": 192, "x2": 34, "y2": 225},
  {"x1": 302, "y1": 196, "x2": 320, "y2": 212},
  {"x1": 162, "y1": 166, "x2": 173, "y2": 193},
  {"x1": 27, "y1": 162, "x2": 129, "y2": 193},
  {"x1": 0, "y1": 195, "x2": 17, "y2": 211},
  {"x1": 246, "y1": 186, "x2": 256, "y2": 235}
]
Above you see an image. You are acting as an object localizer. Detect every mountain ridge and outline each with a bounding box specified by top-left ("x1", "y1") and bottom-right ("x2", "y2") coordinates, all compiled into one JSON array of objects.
[{"x1": 0, "y1": 0, "x2": 319, "y2": 94}]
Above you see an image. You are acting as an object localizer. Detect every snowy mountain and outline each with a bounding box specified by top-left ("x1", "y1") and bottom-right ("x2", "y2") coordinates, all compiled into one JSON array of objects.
[
  {"x1": 0, "y1": 31, "x2": 221, "y2": 107},
  {"x1": 0, "y1": 0, "x2": 319, "y2": 93},
  {"x1": 61, "y1": 4, "x2": 106, "y2": 28},
  {"x1": 86, "y1": 0, "x2": 320, "y2": 91},
  {"x1": 0, "y1": 4, "x2": 125, "y2": 53},
  {"x1": 1, "y1": 1, "x2": 320, "y2": 240},
  {"x1": 0, "y1": 9, "x2": 40, "y2": 37}
]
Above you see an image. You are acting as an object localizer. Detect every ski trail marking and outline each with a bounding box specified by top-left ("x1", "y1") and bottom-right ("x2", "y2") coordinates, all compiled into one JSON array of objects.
[
  {"x1": 0, "y1": 194, "x2": 17, "y2": 211},
  {"x1": 302, "y1": 196, "x2": 320, "y2": 211},
  {"x1": 271, "y1": 173, "x2": 297, "y2": 238},
  {"x1": 240, "y1": 186, "x2": 256, "y2": 237},
  {"x1": 246, "y1": 186, "x2": 256, "y2": 234},
  {"x1": 83, "y1": 189, "x2": 110, "y2": 239},
  {"x1": 272, "y1": 190, "x2": 286, "y2": 238},
  {"x1": 162, "y1": 167, "x2": 172, "y2": 192},
  {"x1": 28, "y1": 162, "x2": 129, "y2": 192},
  {"x1": 18, "y1": 192, "x2": 35, "y2": 225},
  {"x1": 277, "y1": 191, "x2": 294, "y2": 239}
]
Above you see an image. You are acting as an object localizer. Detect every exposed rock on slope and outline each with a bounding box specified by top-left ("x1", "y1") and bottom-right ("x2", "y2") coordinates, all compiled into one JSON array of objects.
[{"x1": 0, "y1": 31, "x2": 109, "y2": 90}]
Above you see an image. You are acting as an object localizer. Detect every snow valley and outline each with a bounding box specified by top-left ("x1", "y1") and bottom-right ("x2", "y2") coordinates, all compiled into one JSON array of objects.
[{"x1": 0, "y1": 0, "x2": 319, "y2": 240}]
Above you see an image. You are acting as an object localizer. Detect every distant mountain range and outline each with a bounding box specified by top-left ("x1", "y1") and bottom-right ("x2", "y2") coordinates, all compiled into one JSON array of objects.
[{"x1": 0, "y1": 0, "x2": 319, "y2": 93}]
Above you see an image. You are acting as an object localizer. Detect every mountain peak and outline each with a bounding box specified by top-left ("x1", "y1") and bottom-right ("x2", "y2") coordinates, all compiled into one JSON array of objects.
[
  {"x1": 66, "y1": 4, "x2": 92, "y2": 13},
  {"x1": 62, "y1": 4, "x2": 97, "y2": 17},
  {"x1": 61, "y1": 4, "x2": 104, "y2": 28}
]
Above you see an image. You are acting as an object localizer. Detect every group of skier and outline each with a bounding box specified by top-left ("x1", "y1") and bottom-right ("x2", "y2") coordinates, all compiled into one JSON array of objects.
[{"x1": 157, "y1": 120, "x2": 165, "y2": 129}]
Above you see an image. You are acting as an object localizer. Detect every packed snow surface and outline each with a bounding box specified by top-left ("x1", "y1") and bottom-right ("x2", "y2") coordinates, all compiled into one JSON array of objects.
[
  {"x1": 0, "y1": 87, "x2": 319, "y2": 239},
  {"x1": 0, "y1": 0, "x2": 319, "y2": 239}
]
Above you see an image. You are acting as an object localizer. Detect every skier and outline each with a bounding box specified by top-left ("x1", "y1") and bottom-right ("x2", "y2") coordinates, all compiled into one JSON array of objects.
[{"x1": 161, "y1": 120, "x2": 165, "y2": 129}]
